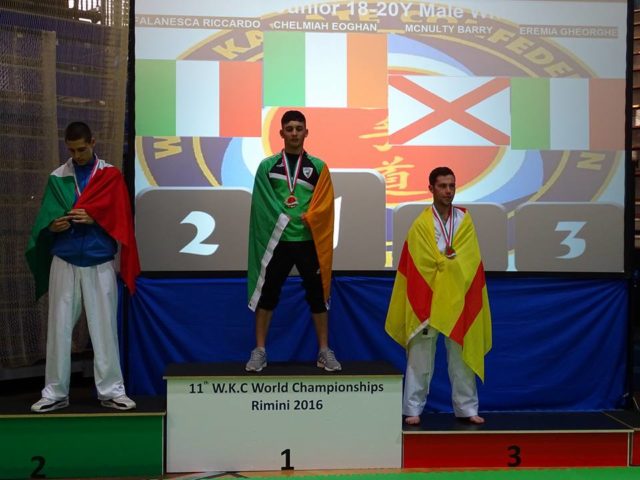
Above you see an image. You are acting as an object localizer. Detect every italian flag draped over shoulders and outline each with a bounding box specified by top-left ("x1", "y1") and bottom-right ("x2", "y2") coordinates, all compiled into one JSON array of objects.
[
  {"x1": 385, "y1": 206, "x2": 492, "y2": 380},
  {"x1": 248, "y1": 154, "x2": 334, "y2": 311},
  {"x1": 25, "y1": 159, "x2": 140, "y2": 299}
]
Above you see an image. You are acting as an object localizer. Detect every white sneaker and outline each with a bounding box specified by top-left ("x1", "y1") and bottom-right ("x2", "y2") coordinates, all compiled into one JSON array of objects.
[
  {"x1": 317, "y1": 348, "x2": 342, "y2": 371},
  {"x1": 31, "y1": 397, "x2": 69, "y2": 413},
  {"x1": 245, "y1": 348, "x2": 267, "y2": 372},
  {"x1": 101, "y1": 395, "x2": 136, "y2": 410}
]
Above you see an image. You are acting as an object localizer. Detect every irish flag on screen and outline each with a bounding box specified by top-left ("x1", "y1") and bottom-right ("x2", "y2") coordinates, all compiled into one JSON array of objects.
[
  {"x1": 511, "y1": 78, "x2": 625, "y2": 151},
  {"x1": 136, "y1": 59, "x2": 262, "y2": 137},
  {"x1": 263, "y1": 31, "x2": 387, "y2": 108}
]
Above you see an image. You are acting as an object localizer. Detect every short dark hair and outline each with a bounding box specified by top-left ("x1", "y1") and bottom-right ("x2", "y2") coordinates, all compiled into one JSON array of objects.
[
  {"x1": 429, "y1": 166, "x2": 455, "y2": 186},
  {"x1": 281, "y1": 110, "x2": 306, "y2": 126},
  {"x1": 64, "y1": 122, "x2": 93, "y2": 143}
]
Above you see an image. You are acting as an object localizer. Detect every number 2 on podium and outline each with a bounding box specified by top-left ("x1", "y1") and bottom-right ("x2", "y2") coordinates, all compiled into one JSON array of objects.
[{"x1": 31, "y1": 456, "x2": 45, "y2": 478}]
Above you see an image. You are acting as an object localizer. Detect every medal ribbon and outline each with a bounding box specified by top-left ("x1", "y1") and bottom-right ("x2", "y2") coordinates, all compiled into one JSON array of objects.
[
  {"x1": 432, "y1": 205, "x2": 454, "y2": 252},
  {"x1": 282, "y1": 150, "x2": 303, "y2": 196},
  {"x1": 73, "y1": 156, "x2": 99, "y2": 199}
]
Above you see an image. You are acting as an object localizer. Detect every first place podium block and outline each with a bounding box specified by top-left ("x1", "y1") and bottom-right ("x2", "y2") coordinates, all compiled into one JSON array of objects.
[{"x1": 165, "y1": 361, "x2": 402, "y2": 472}]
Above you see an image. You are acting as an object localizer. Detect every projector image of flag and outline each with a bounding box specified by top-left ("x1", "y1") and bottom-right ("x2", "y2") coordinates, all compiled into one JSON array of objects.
[
  {"x1": 510, "y1": 77, "x2": 625, "y2": 151},
  {"x1": 262, "y1": 31, "x2": 387, "y2": 109},
  {"x1": 388, "y1": 75, "x2": 625, "y2": 151},
  {"x1": 388, "y1": 75, "x2": 511, "y2": 147},
  {"x1": 136, "y1": 59, "x2": 262, "y2": 138}
]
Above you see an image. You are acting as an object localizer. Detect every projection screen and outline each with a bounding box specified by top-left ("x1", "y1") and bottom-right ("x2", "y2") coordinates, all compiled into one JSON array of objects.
[{"x1": 134, "y1": 0, "x2": 627, "y2": 273}]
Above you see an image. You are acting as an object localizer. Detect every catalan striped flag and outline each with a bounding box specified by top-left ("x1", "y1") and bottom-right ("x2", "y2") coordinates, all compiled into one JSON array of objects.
[
  {"x1": 385, "y1": 207, "x2": 492, "y2": 380},
  {"x1": 135, "y1": 59, "x2": 262, "y2": 137},
  {"x1": 263, "y1": 31, "x2": 387, "y2": 108}
]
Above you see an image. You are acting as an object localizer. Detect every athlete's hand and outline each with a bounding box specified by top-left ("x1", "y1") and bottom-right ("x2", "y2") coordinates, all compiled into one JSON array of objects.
[
  {"x1": 67, "y1": 208, "x2": 95, "y2": 225},
  {"x1": 49, "y1": 216, "x2": 72, "y2": 232}
]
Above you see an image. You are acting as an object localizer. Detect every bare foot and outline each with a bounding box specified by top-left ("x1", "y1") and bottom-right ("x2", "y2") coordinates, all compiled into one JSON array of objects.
[
  {"x1": 404, "y1": 415, "x2": 420, "y2": 425},
  {"x1": 468, "y1": 415, "x2": 485, "y2": 424}
]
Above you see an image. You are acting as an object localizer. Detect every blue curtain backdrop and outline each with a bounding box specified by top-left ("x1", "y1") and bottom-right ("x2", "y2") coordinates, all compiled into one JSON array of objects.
[{"x1": 123, "y1": 276, "x2": 628, "y2": 412}]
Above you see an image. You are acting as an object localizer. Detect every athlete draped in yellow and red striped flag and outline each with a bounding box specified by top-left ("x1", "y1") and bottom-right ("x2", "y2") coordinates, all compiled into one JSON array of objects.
[{"x1": 385, "y1": 167, "x2": 492, "y2": 425}]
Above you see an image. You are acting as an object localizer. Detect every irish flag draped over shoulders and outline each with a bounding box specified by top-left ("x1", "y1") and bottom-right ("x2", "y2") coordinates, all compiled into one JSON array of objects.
[
  {"x1": 247, "y1": 155, "x2": 334, "y2": 311},
  {"x1": 301, "y1": 165, "x2": 334, "y2": 305},
  {"x1": 385, "y1": 206, "x2": 492, "y2": 380},
  {"x1": 25, "y1": 159, "x2": 140, "y2": 299}
]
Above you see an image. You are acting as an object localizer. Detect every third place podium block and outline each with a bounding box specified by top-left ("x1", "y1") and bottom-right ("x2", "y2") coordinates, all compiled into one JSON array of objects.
[{"x1": 164, "y1": 361, "x2": 402, "y2": 472}]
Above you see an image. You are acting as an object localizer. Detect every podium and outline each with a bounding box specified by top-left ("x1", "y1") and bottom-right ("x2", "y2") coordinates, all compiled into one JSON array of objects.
[
  {"x1": 403, "y1": 412, "x2": 634, "y2": 468},
  {"x1": 0, "y1": 394, "x2": 164, "y2": 479},
  {"x1": 164, "y1": 361, "x2": 402, "y2": 472}
]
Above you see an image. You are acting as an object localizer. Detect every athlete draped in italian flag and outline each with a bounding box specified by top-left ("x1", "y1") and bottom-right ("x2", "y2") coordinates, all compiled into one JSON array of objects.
[
  {"x1": 385, "y1": 167, "x2": 492, "y2": 425},
  {"x1": 245, "y1": 110, "x2": 341, "y2": 373},
  {"x1": 25, "y1": 122, "x2": 139, "y2": 413},
  {"x1": 26, "y1": 158, "x2": 139, "y2": 299}
]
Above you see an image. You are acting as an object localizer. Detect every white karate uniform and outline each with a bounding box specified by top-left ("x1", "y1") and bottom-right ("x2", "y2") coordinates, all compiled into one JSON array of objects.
[
  {"x1": 41, "y1": 255, "x2": 125, "y2": 401},
  {"x1": 402, "y1": 207, "x2": 479, "y2": 418}
]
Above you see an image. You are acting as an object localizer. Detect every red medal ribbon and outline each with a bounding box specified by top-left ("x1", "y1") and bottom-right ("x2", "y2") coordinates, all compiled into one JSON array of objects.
[
  {"x1": 433, "y1": 205, "x2": 455, "y2": 256},
  {"x1": 282, "y1": 150, "x2": 303, "y2": 208}
]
